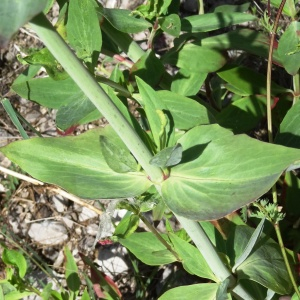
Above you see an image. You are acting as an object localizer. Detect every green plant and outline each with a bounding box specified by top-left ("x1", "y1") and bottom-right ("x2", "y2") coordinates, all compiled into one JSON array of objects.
[
  {"x1": 1, "y1": 0, "x2": 300, "y2": 299},
  {"x1": 0, "y1": 244, "x2": 112, "y2": 300}
]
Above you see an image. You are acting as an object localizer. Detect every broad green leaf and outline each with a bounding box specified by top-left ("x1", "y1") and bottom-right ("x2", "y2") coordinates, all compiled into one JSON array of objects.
[
  {"x1": 216, "y1": 95, "x2": 267, "y2": 134},
  {"x1": 1, "y1": 127, "x2": 152, "y2": 199},
  {"x1": 171, "y1": 69, "x2": 207, "y2": 97},
  {"x1": 98, "y1": 8, "x2": 151, "y2": 33},
  {"x1": 181, "y1": 12, "x2": 257, "y2": 33},
  {"x1": 2, "y1": 249, "x2": 27, "y2": 279},
  {"x1": 64, "y1": 246, "x2": 80, "y2": 294},
  {"x1": 22, "y1": 48, "x2": 68, "y2": 80},
  {"x1": 100, "y1": 127, "x2": 137, "y2": 173},
  {"x1": 214, "y1": 3, "x2": 251, "y2": 13},
  {"x1": 0, "y1": 0, "x2": 47, "y2": 47},
  {"x1": 150, "y1": 144, "x2": 182, "y2": 168},
  {"x1": 217, "y1": 64, "x2": 289, "y2": 96},
  {"x1": 11, "y1": 76, "x2": 82, "y2": 109},
  {"x1": 157, "y1": 90, "x2": 215, "y2": 130},
  {"x1": 2, "y1": 290, "x2": 35, "y2": 300},
  {"x1": 131, "y1": 50, "x2": 165, "y2": 87},
  {"x1": 163, "y1": 44, "x2": 226, "y2": 73},
  {"x1": 118, "y1": 232, "x2": 177, "y2": 265},
  {"x1": 200, "y1": 29, "x2": 282, "y2": 65},
  {"x1": 136, "y1": 78, "x2": 173, "y2": 149},
  {"x1": 159, "y1": 283, "x2": 219, "y2": 300},
  {"x1": 67, "y1": 0, "x2": 101, "y2": 67},
  {"x1": 232, "y1": 217, "x2": 265, "y2": 272},
  {"x1": 56, "y1": 97, "x2": 101, "y2": 131},
  {"x1": 275, "y1": 100, "x2": 300, "y2": 148},
  {"x1": 13, "y1": 65, "x2": 41, "y2": 85},
  {"x1": 269, "y1": 0, "x2": 296, "y2": 17},
  {"x1": 278, "y1": 21, "x2": 300, "y2": 75},
  {"x1": 282, "y1": 171, "x2": 300, "y2": 216},
  {"x1": 228, "y1": 225, "x2": 293, "y2": 294},
  {"x1": 56, "y1": 82, "x2": 134, "y2": 131},
  {"x1": 159, "y1": 14, "x2": 181, "y2": 37},
  {"x1": 168, "y1": 233, "x2": 216, "y2": 281},
  {"x1": 161, "y1": 124, "x2": 300, "y2": 220}
]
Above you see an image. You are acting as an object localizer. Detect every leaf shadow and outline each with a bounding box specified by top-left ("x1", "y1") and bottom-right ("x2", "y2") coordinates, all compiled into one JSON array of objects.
[{"x1": 181, "y1": 142, "x2": 209, "y2": 164}]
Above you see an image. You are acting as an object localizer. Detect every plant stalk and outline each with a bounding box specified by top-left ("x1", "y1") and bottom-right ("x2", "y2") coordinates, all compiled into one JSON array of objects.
[{"x1": 176, "y1": 215, "x2": 254, "y2": 299}]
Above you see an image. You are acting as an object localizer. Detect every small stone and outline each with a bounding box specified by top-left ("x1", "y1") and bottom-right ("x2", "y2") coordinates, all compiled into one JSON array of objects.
[
  {"x1": 78, "y1": 206, "x2": 98, "y2": 222},
  {"x1": 28, "y1": 221, "x2": 68, "y2": 245}
]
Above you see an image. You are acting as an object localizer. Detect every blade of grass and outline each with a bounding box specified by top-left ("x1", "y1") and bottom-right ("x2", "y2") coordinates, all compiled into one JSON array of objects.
[{"x1": 1, "y1": 98, "x2": 29, "y2": 140}]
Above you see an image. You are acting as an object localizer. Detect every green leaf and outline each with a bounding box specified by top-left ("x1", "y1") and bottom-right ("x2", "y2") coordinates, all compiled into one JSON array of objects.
[
  {"x1": 56, "y1": 96, "x2": 101, "y2": 131},
  {"x1": 81, "y1": 288, "x2": 90, "y2": 300},
  {"x1": 136, "y1": 77, "x2": 173, "y2": 149},
  {"x1": 1, "y1": 127, "x2": 152, "y2": 199},
  {"x1": 214, "y1": 3, "x2": 251, "y2": 13},
  {"x1": 200, "y1": 29, "x2": 282, "y2": 65},
  {"x1": 2, "y1": 290, "x2": 35, "y2": 300},
  {"x1": 159, "y1": 14, "x2": 181, "y2": 37},
  {"x1": 11, "y1": 76, "x2": 82, "y2": 109},
  {"x1": 163, "y1": 44, "x2": 226, "y2": 73},
  {"x1": 217, "y1": 64, "x2": 289, "y2": 96},
  {"x1": 157, "y1": 90, "x2": 215, "y2": 130},
  {"x1": 64, "y1": 246, "x2": 80, "y2": 294},
  {"x1": 278, "y1": 21, "x2": 300, "y2": 75},
  {"x1": 113, "y1": 213, "x2": 140, "y2": 238},
  {"x1": 161, "y1": 124, "x2": 300, "y2": 220},
  {"x1": 100, "y1": 128, "x2": 137, "y2": 173},
  {"x1": 282, "y1": 171, "x2": 300, "y2": 216},
  {"x1": 98, "y1": 8, "x2": 152, "y2": 33},
  {"x1": 22, "y1": 48, "x2": 68, "y2": 80},
  {"x1": 181, "y1": 12, "x2": 257, "y2": 33},
  {"x1": 275, "y1": 100, "x2": 300, "y2": 148},
  {"x1": 2, "y1": 249, "x2": 27, "y2": 279},
  {"x1": 159, "y1": 283, "x2": 219, "y2": 300},
  {"x1": 171, "y1": 68, "x2": 207, "y2": 97},
  {"x1": 232, "y1": 217, "x2": 265, "y2": 272},
  {"x1": 269, "y1": 0, "x2": 296, "y2": 17},
  {"x1": 118, "y1": 232, "x2": 177, "y2": 265},
  {"x1": 67, "y1": 0, "x2": 101, "y2": 67},
  {"x1": 131, "y1": 50, "x2": 165, "y2": 87},
  {"x1": 228, "y1": 225, "x2": 293, "y2": 294},
  {"x1": 168, "y1": 233, "x2": 216, "y2": 281},
  {"x1": 0, "y1": 0, "x2": 48, "y2": 47},
  {"x1": 150, "y1": 144, "x2": 182, "y2": 168},
  {"x1": 216, "y1": 95, "x2": 267, "y2": 134}
]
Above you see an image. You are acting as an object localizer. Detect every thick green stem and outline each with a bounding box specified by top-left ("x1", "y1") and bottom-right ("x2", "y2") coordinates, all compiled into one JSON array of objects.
[
  {"x1": 176, "y1": 215, "x2": 254, "y2": 299},
  {"x1": 29, "y1": 13, "x2": 163, "y2": 183}
]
